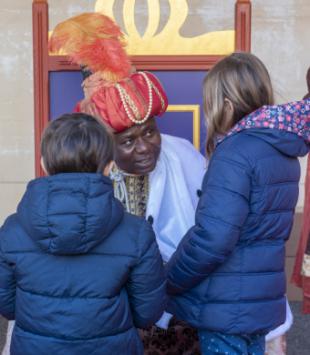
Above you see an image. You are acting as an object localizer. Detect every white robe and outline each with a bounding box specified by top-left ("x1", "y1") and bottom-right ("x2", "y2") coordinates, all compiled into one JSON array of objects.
[
  {"x1": 147, "y1": 134, "x2": 207, "y2": 262},
  {"x1": 148, "y1": 134, "x2": 207, "y2": 328}
]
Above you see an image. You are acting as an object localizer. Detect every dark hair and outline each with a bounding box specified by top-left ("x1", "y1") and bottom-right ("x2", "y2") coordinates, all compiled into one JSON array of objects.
[{"x1": 41, "y1": 113, "x2": 114, "y2": 175}]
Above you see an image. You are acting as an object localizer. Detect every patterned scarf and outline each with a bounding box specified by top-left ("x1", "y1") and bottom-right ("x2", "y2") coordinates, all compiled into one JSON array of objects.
[{"x1": 222, "y1": 99, "x2": 310, "y2": 144}]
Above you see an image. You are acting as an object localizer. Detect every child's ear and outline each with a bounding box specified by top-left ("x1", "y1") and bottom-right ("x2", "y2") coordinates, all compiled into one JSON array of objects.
[
  {"x1": 223, "y1": 98, "x2": 235, "y2": 129},
  {"x1": 224, "y1": 98, "x2": 234, "y2": 115},
  {"x1": 40, "y1": 157, "x2": 48, "y2": 175},
  {"x1": 103, "y1": 161, "x2": 115, "y2": 177}
]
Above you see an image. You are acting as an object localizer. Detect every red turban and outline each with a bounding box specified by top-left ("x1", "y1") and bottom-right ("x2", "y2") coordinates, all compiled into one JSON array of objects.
[{"x1": 76, "y1": 70, "x2": 168, "y2": 132}]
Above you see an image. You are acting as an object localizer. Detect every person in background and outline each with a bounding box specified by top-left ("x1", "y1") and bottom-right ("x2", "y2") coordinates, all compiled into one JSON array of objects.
[
  {"x1": 166, "y1": 52, "x2": 310, "y2": 355},
  {"x1": 0, "y1": 113, "x2": 166, "y2": 355},
  {"x1": 291, "y1": 67, "x2": 310, "y2": 313},
  {"x1": 48, "y1": 12, "x2": 206, "y2": 354}
]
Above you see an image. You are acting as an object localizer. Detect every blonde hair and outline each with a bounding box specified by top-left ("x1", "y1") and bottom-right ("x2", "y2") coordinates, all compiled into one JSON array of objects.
[{"x1": 204, "y1": 52, "x2": 274, "y2": 156}]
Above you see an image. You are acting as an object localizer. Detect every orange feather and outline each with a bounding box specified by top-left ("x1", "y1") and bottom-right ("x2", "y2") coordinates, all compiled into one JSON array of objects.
[{"x1": 49, "y1": 12, "x2": 132, "y2": 82}]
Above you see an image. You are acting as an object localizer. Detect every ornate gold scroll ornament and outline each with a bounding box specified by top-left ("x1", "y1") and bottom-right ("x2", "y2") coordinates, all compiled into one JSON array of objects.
[{"x1": 95, "y1": 0, "x2": 234, "y2": 55}]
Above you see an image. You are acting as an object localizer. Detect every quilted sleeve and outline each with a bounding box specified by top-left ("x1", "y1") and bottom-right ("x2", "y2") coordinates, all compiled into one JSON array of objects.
[
  {"x1": 126, "y1": 220, "x2": 167, "y2": 328},
  {"x1": 167, "y1": 153, "x2": 251, "y2": 295},
  {"x1": 0, "y1": 236, "x2": 16, "y2": 320}
]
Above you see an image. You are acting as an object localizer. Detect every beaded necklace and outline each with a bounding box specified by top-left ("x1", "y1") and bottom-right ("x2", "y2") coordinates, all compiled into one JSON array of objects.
[{"x1": 115, "y1": 72, "x2": 166, "y2": 125}]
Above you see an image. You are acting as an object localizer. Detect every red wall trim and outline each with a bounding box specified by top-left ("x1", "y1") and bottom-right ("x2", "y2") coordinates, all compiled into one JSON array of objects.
[
  {"x1": 33, "y1": 0, "x2": 49, "y2": 177},
  {"x1": 49, "y1": 55, "x2": 227, "y2": 72},
  {"x1": 235, "y1": 0, "x2": 252, "y2": 51}
]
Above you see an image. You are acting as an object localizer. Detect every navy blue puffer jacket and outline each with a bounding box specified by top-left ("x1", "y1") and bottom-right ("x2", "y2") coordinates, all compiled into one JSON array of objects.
[
  {"x1": 0, "y1": 173, "x2": 166, "y2": 355},
  {"x1": 167, "y1": 105, "x2": 309, "y2": 335}
]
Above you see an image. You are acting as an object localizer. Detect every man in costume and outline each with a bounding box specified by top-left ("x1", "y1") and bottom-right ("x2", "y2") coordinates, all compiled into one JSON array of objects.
[{"x1": 49, "y1": 12, "x2": 205, "y2": 355}]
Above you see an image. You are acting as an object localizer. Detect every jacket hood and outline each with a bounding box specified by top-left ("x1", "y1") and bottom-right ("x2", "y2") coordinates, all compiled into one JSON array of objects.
[
  {"x1": 17, "y1": 173, "x2": 124, "y2": 255},
  {"x1": 223, "y1": 99, "x2": 310, "y2": 158}
]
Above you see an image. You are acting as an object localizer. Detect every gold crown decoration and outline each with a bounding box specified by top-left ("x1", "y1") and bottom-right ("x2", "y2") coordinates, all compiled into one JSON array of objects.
[{"x1": 94, "y1": 0, "x2": 235, "y2": 55}]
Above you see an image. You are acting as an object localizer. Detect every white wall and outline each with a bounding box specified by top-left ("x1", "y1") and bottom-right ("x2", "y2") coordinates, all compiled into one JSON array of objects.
[{"x1": 252, "y1": 0, "x2": 310, "y2": 211}]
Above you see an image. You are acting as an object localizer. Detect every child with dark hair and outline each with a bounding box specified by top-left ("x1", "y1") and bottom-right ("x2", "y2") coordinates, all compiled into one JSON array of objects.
[{"x1": 0, "y1": 113, "x2": 166, "y2": 355}]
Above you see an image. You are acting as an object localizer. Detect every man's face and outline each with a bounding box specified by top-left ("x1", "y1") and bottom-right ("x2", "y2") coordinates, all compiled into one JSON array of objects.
[{"x1": 114, "y1": 118, "x2": 161, "y2": 175}]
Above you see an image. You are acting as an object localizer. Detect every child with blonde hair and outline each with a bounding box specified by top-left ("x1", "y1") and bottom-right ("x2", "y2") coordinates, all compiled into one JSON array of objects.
[{"x1": 167, "y1": 52, "x2": 309, "y2": 354}]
